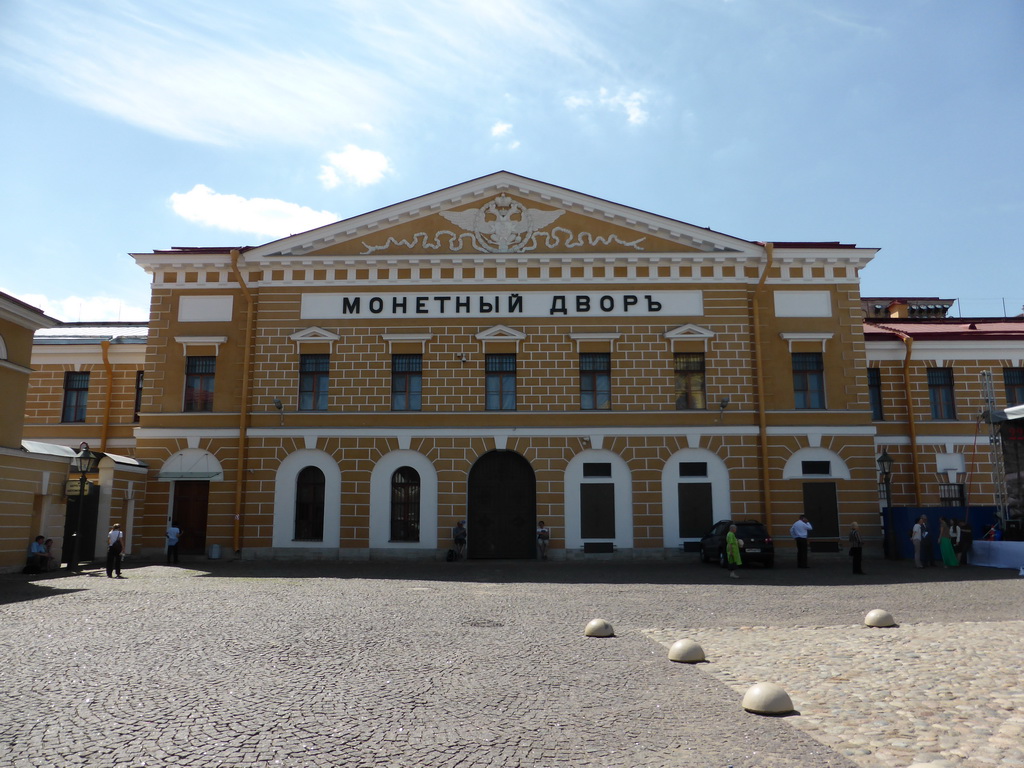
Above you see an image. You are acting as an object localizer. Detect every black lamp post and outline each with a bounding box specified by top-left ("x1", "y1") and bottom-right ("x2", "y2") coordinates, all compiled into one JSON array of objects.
[
  {"x1": 877, "y1": 449, "x2": 895, "y2": 559},
  {"x1": 68, "y1": 441, "x2": 99, "y2": 571}
]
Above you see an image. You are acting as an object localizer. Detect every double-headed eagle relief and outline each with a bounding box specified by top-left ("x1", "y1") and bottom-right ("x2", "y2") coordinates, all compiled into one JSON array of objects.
[
  {"x1": 441, "y1": 194, "x2": 564, "y2": 253},
  {"x1": 360, "y1": 194, "x2": 646, "y2": 254}
]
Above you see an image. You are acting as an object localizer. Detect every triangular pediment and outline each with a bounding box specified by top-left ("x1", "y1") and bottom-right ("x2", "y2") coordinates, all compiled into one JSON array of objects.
[
  {"x1": 245, "y1": 172, "x2": 757, "y2": 262},
  {"x1": 475, "y1": 325, "x2": 527, "y2": 341},
  {"x1": 664, "y1": 324, "x2": 716, "y2": 339},
  {"x1": 289, "y1": 326, "x2": 340, "y2": 342}
]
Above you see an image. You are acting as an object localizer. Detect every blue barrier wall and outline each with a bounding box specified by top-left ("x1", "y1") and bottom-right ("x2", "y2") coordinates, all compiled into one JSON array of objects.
[{"x1": 882, "y1": 506, "x2": 999, "y2": 560}]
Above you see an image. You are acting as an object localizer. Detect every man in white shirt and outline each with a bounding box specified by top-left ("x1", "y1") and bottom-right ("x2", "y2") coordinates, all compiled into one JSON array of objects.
[
  {"x1": 790, "y1": 515, "x2": 813, "y2": 568},
  {"x1": 166, "y1": 521, "x2": 181, "y2": 565}
]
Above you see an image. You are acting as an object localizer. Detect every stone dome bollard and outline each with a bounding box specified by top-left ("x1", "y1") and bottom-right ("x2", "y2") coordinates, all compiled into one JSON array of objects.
[
  {"x1": 668, "y1": 639, "x2": 705, "y2": 663},
  {"x1": 584, "y1": 618, "x2": 615, "y2": 637},
  {"x1": 864, "y1": 609, "x2": 897, "y2": 628},
  {"x1": 741, "y1": 682, "x2": 794, "y2": 715}
]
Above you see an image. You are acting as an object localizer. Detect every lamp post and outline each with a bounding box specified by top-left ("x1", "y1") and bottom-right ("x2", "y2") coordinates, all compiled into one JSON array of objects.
[
  {"x1": 68, "y1": 441, "x2": 99, "y2": 571},
  {"x1": 877, "y1": 449, "x2": 895, "y2": 559}
]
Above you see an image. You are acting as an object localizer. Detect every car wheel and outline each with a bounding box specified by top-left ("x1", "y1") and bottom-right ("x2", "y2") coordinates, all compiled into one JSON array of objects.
[
  {"x1": 700, "y1": 545, "x2": 709, "y2": 563},
  {"x1": 764, "y1": 555, "x2": 774, "y2": 568},
  {"x1": 718, "y1": 548, "x2": 726, "y2": 568}
]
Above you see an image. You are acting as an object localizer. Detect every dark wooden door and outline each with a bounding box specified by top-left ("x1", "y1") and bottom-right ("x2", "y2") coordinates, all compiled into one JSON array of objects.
[
  {"x1": 467, "y1": 451, "x2": 536, "y2": 559},
  {"x1": 62, "y1": 487, "x2": 99, "y2": 564},
  {"x1": 172, "y1": 481, "x2": 209, "y2": 556},
  {"x1": 803, "y1": 481, "x2": 840, "y2": 539},
  {"x1": 678, "y1": 483, "x2": 714, "y2": 538}
]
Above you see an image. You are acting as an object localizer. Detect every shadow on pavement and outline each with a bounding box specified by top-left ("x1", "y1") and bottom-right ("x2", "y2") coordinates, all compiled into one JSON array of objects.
[
  {"x1": 139, "y1": 553, "x2": 1023, "y2": 587},
  {"x1": 0, "y1": 571, "x2": 88, "y2": 605}
]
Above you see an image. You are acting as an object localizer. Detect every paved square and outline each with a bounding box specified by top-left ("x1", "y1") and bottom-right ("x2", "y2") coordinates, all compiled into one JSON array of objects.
[{"x1": 1, "y1": 555, "x2": 1019, "y2": 767}]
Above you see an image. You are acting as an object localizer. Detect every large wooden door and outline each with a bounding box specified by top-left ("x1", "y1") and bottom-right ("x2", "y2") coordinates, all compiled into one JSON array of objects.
[
  {"x1": 802, "y1": 482, "x2": 840, "y2": 547},
  {"x1": 678, "y1": 483, "x2": 714, "y2": 538},
  {"x1": 467, "y1": 451, "x2": 536, "y2": 559},
  {"x1": 172, "y1": 481, "x2": 209, "y2": 556},
  {"x1": 62, "y1": 488, "x2": 99, "y2": 564}
]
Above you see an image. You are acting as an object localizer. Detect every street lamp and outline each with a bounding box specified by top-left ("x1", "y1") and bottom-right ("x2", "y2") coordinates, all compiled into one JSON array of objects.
[
  {"x1": 877, "y1": 449, "x2": 895, "y2": 559},
  {"x1": 68, "y1": 441, "x2": 99, "y2": 570}
]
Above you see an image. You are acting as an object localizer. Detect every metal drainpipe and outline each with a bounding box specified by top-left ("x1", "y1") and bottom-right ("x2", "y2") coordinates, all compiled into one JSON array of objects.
[
  {"x1": 872, "y1": 323, "x2": 923, "y2": 506},
  {"x1": 100, "y1": 339, "x2": 113, "y2": 453},
  {"x1": 898, "y1": 332, "x2": 924, "y2": 505},
  {"x1": 230, "y1": 250, "x2": 255, "y2": 555},
  {"x1": 752, "y1": 242, "x2": 774, "y2": 531}
]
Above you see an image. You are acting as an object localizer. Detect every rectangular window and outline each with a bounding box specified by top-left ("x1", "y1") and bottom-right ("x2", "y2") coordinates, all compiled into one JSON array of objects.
[
  {"x1": 299, "y1": 354, "x2": 330, "y2": 411},
  {"x1": 792, "y1": 352, "x2": 825, "y2": 409},
  {"x1": 1005, "y1": 368, "x2": 1024, "y2": 406},
  {"x1": 679, "y1": 462, "x2": 708, "y2": 477},
  {"x1": 674, "y1": 352, "x2": 706, "y2": 410},
  {"x1": 391, "y1": 354, "x2": 422, "y2": 412},
  {"x1": 485, "y1": 353, "x2": 516, "y2": 411},
  {"x1": 62, "y1": 371, "x2": 90, "y2": 423},
  {"x1": 939, "y1": 483, "x2": 965, "y2": 507},
  {"x1": 583, "y1": 463, "x2": 612, "y2": 478},
  {"x1": 928, "y1": 368, "x2": 956, "y2": 419},
  {"x1": 867, "y1": 368, "x2": 884, "y2": 420},
  {"x1": 801, "y1": 461, "x2": 831, "y2": 476},
  {"x1": 580, "y1": 353, "x2": 611, "y2": 411},
  {"x1": 184, "y1": 356, "x2": 216, "y2": 412},
  {"x1": 133, "y1": 371, "x2": 144, "y2": 423}
]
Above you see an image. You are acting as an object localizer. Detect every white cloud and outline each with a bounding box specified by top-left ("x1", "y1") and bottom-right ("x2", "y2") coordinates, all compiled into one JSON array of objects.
[
  {"x1": 565, "y1": 87, "x2": 651, "y2": 125},
  {"x1": 491, "y1": 121, "x2": 513, "y2": 137},
  {"x1": 0, "y1": 0, "x2": 610, "y2": 147},
  {"x1": 169, "y1": 185, "x2": 338, "y2": 238},
  {"x1": 7, "y1": 292, "x2": 149, "y2": 323},
  {"x1": 319, "y1": 146, "x2": 393, "y2": 189}
]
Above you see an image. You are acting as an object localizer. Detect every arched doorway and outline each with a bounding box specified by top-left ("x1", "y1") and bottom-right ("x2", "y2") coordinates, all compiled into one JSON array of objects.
[{"x1": 467, "y1": 451, "x2": 536, "y2": 559}]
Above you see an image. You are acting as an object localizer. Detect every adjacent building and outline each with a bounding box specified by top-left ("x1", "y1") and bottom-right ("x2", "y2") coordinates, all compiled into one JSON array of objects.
[{"x1": 0, "y1": 291, "x2": 66, "y2": 573}]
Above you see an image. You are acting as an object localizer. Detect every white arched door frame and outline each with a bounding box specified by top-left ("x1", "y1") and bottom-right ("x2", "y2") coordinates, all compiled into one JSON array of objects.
[
  {"x1": 369, "y1": 450, "x2": 438, "y2": 550},
  {"x1": 272, "y1": 449, "x2": 342, "y2": 548},
  {"x1": 661, "y1": 448, "x2": 731, "y2": 547},
  {"x1": 563, "y1": 450, "x2": 633, "y2": 550}
]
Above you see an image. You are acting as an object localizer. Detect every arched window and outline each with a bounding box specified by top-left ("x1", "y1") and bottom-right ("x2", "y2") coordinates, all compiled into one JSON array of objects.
[
  {"x1": 294, "y1": 466, "x2": 325, "y2": 541},
  {"x1": 390, "y1": 467, "x2": 421, "y2": 542}
]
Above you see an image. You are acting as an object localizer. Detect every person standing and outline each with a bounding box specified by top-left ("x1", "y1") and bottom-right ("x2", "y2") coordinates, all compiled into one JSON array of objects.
[
  {"x1": 919, "y1": 516, "x2": 934, "y2": 566},
  {"x1": 536, "y1": 520, "x2": 550, "y2": 560},
  {"x1": 939, "y1": 517, "x2": 959, "y2": 567},
  {"x1": 106, "y1": 523, "x2": 126, "y2": 579},
  {"x1": 848, "y1": 522, "x2": 864, "y2": 574},
  {"x1": 957, "y1": 519, "x2": 972, "y2": 565},
  {"x1": 790, "y1": 514, "x2": 813, "y2": 568},
  {"x1": 452, "y1": 520, "x2": 467, "y2": 560},
  {"x1": 166, "y1": 521, "x2": 181, "y2": 565},
  {"x1": 725, "y1": 524, "x2": 742, "y2": 578},
  {"x1": 912, "y1": 515, "x2": 928, "y2": 568}
]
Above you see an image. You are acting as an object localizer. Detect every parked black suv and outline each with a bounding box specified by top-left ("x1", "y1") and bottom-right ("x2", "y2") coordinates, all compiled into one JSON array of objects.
[{"x1": 699, "y1": 520, "x2": 774, "y2": 568}]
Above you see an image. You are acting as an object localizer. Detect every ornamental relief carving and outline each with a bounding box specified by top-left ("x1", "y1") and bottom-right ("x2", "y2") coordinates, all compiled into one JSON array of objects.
[{"x1": 360, "y1": 194, "x2": 646, "y2": 255}]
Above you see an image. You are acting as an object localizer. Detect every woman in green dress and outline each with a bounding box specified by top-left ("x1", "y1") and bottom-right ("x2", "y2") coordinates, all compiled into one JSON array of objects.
[
  {"x1": 939, "y1": 517, "x2": 959, "y2": 567},
  {"x1": 726, "y1": 524, "x2": 742, "y2": 579}
]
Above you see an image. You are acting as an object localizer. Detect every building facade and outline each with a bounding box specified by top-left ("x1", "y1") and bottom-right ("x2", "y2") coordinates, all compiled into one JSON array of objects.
[{"x1": 123, "y1": 172, "x2": 886, "y2": 561}]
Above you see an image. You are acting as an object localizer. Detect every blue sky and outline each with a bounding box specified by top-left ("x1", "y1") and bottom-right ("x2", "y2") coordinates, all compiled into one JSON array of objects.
[{"x1": 2, "y1": 0, "x2": 1021, "y2": 322}]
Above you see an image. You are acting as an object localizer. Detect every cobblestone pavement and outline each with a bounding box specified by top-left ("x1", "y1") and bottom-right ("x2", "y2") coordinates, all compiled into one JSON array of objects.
[{"x1": 1, "y1": 553, "x2": 1021, "y2": 768}]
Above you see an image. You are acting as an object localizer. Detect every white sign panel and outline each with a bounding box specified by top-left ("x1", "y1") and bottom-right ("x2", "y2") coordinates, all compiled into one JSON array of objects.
[
  {"x1": 178, "y1": 295, "x2": 234, "y2": 322},
  {"x1": 301, "y1": 291, "x2": 703, "y2": 320},
  {"x1": 773, "y1": 290, "x2": 832, "y2": 318}
]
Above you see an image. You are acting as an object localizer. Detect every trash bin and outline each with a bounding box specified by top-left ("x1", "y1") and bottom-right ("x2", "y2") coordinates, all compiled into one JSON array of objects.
[{"x1": 208, "y1": 543, "x2": 221, "y2": 560}]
